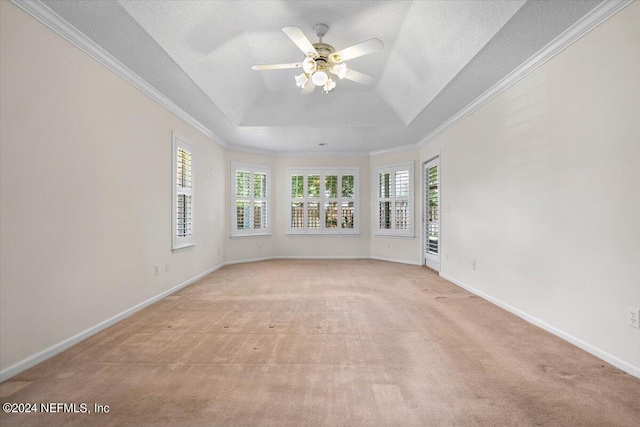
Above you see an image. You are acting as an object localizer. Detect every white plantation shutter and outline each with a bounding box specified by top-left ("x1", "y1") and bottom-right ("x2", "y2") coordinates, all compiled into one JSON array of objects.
[
  {"x1": 286, "y1": 168, "x2": 359, "y2": 234},
  {"x1": 376, "y1": 163, "x2": 413, "y2": 236},
  {"x1": 231, "y1": 164, "x2": 271, "y2": 237},
  {"x1": 426, "y1": 163, "x2": 439, "y2": 255},
  {"x1": 172, "y1": 132, "x2": 195, "y2": 251}
]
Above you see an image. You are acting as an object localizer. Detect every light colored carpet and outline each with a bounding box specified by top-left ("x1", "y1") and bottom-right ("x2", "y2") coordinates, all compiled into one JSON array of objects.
[{"x1": 1, "y1": 259, "x2": 639, "y2": 426}]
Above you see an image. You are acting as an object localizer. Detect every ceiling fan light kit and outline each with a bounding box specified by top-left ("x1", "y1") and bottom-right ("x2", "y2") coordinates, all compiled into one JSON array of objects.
[{"x1": 252, "y1": 23, "x2": 383, "y2": 95}]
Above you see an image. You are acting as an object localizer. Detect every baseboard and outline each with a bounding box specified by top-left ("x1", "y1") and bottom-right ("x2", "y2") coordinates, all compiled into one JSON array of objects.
[
  {"x1": 439, "y1": 273, "x2": 640, "y2": 379},
  {"x1": 0, "y1": 262, "x2": 225, "y2": 382},
  {"x1": 224, "y1": 255, "x2": 371, "y2": 265},
  {"x1": 273, "y1": 255, "x2": 370, "y2": 260},
  {"x1": 223, "y1": 256, "x2": 274, "y2": 266},
  {"x1": 370, "y1": 256, "x2": 421, "y2": 266}
]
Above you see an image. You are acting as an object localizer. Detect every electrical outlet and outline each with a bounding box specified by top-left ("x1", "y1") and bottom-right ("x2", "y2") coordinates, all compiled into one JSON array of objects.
[
  {"x1": 217, "y1": 250, "x2": 221, "y2": 257},
  {"x1": 458, "y1": 257, "x2": 461, "y2": 265},
  {"x1": 629, "y1": 307, "x2": 640, "y2": 328},
  {"x1": 446, "y1": 253, "x2": 449, "y2": 261},
  {"x1": 165, "y1": 263, "x2": 169, "y2": 273},
  {"x1": 154, "y1": 265, "x2": 159, "y2": 276},
  {"x1": 471, "y1": 260, "x2": 476, "y2": 270},
  {"x1": 387, "y1": 242, "x2": 392, "y2": 249}
]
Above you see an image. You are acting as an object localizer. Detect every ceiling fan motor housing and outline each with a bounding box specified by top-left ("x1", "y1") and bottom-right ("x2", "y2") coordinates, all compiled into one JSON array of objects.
[{"x1": 312, "y1": 43, "x2": 335, "y2": 70}]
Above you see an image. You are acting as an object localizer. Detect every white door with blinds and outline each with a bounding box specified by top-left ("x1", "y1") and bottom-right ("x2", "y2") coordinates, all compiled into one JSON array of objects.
[{"x1": 424, "y1": 157, "x2": 440, "y2": 271}]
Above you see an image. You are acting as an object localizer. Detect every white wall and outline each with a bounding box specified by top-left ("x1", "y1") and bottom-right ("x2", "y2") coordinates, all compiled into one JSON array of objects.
[
  {"x1": 421, "y1": 1, "x2": 640, "y2": 372},
  {"x1": 0, "y1": 2, "x2": 225, "y2": 375}
]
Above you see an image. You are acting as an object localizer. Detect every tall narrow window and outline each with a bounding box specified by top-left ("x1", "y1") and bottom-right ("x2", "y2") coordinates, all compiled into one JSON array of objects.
[
  {"x1": 231, "y1": 163, "x2": 271, "y2": 237},
  {"x1": 424, "y1": 157, "x2": 440, "y2": 271},
  {"x1": 426, "y1": 163, "x2": 439, "y2": 255},
  {"x1": 375, "y1": 163, "x2": 414, "y2": 237},
  {"x1": 172, "y1": 132, "x2": 195, "y2": 252},
  {"x1": 286, "y1": 168, "x2": 359, "y2": 235}
]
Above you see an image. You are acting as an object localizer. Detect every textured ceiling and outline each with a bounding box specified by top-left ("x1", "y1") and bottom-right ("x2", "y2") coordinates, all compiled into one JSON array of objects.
[{"x1": 42, "y1": 0, "x2": 603, "y2": 154}]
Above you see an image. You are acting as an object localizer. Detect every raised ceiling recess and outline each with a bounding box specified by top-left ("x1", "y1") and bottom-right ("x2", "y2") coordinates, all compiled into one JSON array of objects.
[{"x1": 38, "y1": 0, "x2": 605, "y2": 154}]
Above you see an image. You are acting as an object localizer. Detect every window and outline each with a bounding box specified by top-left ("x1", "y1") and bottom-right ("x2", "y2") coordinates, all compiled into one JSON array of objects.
[
  {"x1": 287, "y1": 168, "x2": 359, "y2": 234},
  {"x1": 172, "y1": 132, "x2": 195, "y2": 252},
  {"x1": 231, "y1": 163, "x2": 271, "y2": 237},
  {"x1": 376, "y1": 163, "x2": 414, "y2": 237}
]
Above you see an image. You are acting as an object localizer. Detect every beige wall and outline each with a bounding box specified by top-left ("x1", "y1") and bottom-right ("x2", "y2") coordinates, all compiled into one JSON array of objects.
[
  {"x1": 272, "y1": 156, "x2": 371, "y2": 259},
  {"x1": 224, "y1": 151, "x2": 276, "y2": 263},
  {"x1": 421, "y1": 1, "x2": 640, "y2": 370},
  {"x1": 224, "y1": 153, "x2": 370, "y2": 263},
  {"x1": 369, "y1": 149, "x2": 422, "y2": 264},
  {"x1": 0, "y1": 2, "x2": 225, "y2": 373}
]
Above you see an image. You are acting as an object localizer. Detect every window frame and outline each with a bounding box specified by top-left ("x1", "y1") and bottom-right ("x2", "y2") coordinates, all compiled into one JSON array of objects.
[
  {"x1": 231, "y1": 163, "x2": 272, "y2": 238},
  {"x1": 375, "y1": 162, "x2": 414, "y2": 238},
  {"x1": 286, "y1": 167, "x2": 359, "y2": 235},
  {"x1": 171, "y1": 131, "x2": 195, "y2": 252}
]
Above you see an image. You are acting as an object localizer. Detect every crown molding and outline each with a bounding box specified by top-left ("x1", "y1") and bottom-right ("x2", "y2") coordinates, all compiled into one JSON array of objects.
[
  {"x1": 274, "y1": 150, "x2": 370, "y2": 159},
  {"x1": 401, "y1": 0, "x2": 633, "y2": 155},
  {"x1": 370, "y1": 142, "x2": 422, "y2": 157},
  {"x1": 225, "y1": 143, "x2": 369, "y2": 159},
  {"x1": 10, "y1": 0, "x2": 227, "y2": 148}
]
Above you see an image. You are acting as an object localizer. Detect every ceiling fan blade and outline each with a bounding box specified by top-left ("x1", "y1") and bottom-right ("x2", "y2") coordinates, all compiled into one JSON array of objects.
[
  {"x1": 330, "y1": 38, "x2": 384, "y2": 63},
  {"x1": 301, "y1": 83, "x2": 316, "y2": 95},
  {"x1": 251, "y1": 63, "x2": 302, "y2": 71},
  {"x1": 282, "y1": 26, "x2": 318, "y2": 57},
  {"x1": 343, "y1": 69, "x2": 376, "y2": 86}
]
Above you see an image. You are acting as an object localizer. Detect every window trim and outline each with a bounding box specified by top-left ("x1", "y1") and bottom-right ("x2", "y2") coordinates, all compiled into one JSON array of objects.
[
  {"x1": 171, "y1": 131, "x2": 195, "y2": 252},
  {"x1": 231, "y1": 163, "x2": 272, "y2": 238},
  {"x1": 286, "y1": 167, "x2": 360, "y2": 235},
  {"x1": 374, "y1": 162, "x2": 414, "y2": 238}
]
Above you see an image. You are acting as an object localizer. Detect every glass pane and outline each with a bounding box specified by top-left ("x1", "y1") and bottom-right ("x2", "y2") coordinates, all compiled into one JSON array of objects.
[
  {"x1": 325, "y1": 175, "x2": 338, "y2": 198},
  {"x1": 427, "y1": 165, "x2": 439, "y2": 254},
  {"x1": 308, "y1": 202, "x2": 320, "y2": 229},
  {"x1": 236, "y1": 171, "x2": 251, "y2": 197},
  {"x1": 379, "y1": 173, "x2": 390, "y2": 199},
  {"x1": 395, "y1": 201, "x2": 409, "y2": 230},
  {"x1": 291, "y1": 175, "x2": 304, "y2": 198},
  {"x1": 395, "y1": 170, "x2": 409, "y2": 197},
  {"x1": 291, "y1": 202, "x2": 304, "y2": 228},
  {"x1": 177, "y1": 148, "x2": 192, "y2": 189},
  {"x1": 253, "y1": 201, "x2": 267, "y2": 230},
  {"x1": 341, "y1": 201, "x2": 354, "y2": 229},
  {"x1": 236, "y1": 201, "x2": 250, "y2": 230},
  {"x1": 342, "y1": 175, "x2": 354, "y2": 198},
  {"x1": 254, "y1": 173, "x2": 267, "y2": 198},
  {"x1": 325, "y1": 202, "x2": 338, "y2": 228},
  {"x1": 379, "y1": 201, "x2": 391, "y2": 229},
  {"x1": 177, "y1": 194, "x2": 192, "y2": 237},
  {"x1": 307, "y1": 175, "x2": 320, "y2": 198}
]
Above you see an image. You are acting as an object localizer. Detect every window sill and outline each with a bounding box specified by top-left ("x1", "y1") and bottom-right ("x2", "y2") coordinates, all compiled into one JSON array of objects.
[
  {"x1": 230, "y1": 233, "x2": 272, "y2": 239},
  {"x1": 285, "y1": 232, "x2": 360, "y2": 236},
  {"x1": 373, "y1": 233, "x2": 415, "y2": 239},
  {"x1": 172, "y1": 243, "x2": 196, "y2": 253}
]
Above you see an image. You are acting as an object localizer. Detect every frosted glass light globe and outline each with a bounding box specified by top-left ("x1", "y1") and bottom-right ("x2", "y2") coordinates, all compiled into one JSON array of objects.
[
  {"x1": 323, "y1": 78, "x2": 336, "y2": 93},
  {"x1": 302, "y1": 57, "x2": 317, "y2": 74},
  {"x1": 330, "y1": 63, "x2": 348, "y2": 79},
  {"x1": 312, "y1": 71, "x2": 328, "y2": 87},
  {"x1": 294, "y1": 73, "x2": 309, "y2": 88}
]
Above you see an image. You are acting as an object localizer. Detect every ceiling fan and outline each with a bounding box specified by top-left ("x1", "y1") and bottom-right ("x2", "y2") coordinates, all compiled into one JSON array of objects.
[{"x1": 251, "y1": 24, "x2": 383, "y2": 94}]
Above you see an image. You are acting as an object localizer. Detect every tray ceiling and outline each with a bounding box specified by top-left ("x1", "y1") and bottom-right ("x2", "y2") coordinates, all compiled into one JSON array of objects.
[{"x1": 41, "y1": 0, "x2": 603, "y2": 154}]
